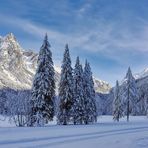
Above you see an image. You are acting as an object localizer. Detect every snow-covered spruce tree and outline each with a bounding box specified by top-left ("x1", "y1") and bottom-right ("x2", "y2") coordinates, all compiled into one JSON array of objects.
[
  {"x1": 57, "y1": 44, "x2": 74, "y2": 125},
  {"x1": 121, "y1": 67, "x2": 139, "y2": 122},
  {"x1": 72, "y1": 57, "x2": 85, "y2": 124},
  {"x1": 83, "y1": 60, "x2": 97, "y2": 124},
  {"x1": 29, "y1": 34, "x2": 55, "y2": 126},
  {"x1": 113, "y1": 80, "x2": 123, "y2": 122}
]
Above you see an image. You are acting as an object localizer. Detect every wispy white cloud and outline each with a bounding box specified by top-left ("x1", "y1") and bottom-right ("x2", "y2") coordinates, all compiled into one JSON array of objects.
[{"x1": 1, "y1": 13, "x2": 148, "y2": 64}]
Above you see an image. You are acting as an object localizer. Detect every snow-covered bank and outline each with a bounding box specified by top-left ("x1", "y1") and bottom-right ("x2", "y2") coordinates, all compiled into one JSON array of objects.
[{"x1": 0, "y1": 116, "x2": 148, "y2": 148}]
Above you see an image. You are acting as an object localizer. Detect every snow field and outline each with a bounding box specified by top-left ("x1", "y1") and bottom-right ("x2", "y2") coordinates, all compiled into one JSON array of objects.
[{"x1": 0, "y1": 116, "x2": 148, "y2": 148}]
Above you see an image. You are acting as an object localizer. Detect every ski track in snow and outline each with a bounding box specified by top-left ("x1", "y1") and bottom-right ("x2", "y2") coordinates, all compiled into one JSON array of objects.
[
  {"x1": 0, "y1": 126, "x2": 148, "y2": 148},
  {"x1": 23, "y1": 127, "x2": 148, "y2": 148},
  {"x1": 0, "y1": 116, "x2": 148, "y2": 148}
]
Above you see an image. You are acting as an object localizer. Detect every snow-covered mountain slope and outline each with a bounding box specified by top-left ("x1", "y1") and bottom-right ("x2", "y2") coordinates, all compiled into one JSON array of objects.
[
  {"x1": 118, "y1": 68, "x2": 148, "y2": 89},
  {"x1": 117, "y1": 67, "x2": 148, "y2": 88},
  {"x1": 94, "y1": 78, "x2": 111, "y2": 93},
  {"x1": 0, "y1": 33, "x2": 60, "y2": 90},
  {"x1": 133, "y1": 68, "x2": 148, "y2": 88},
  {"x1": 134, "y1": 68, "x2": 148, "y2": 79},
  {"x1": 0, "y1": 33, "x2": 110, "y2": 93}
]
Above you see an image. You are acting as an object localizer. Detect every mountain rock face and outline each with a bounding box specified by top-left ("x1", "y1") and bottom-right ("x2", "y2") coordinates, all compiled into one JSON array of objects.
[
  {"x1": 0, "y1": 33, "x2": 111, "y2": 93},
  {"x1": 94, "y1": 78, "x2": 111, "y2": 93}
]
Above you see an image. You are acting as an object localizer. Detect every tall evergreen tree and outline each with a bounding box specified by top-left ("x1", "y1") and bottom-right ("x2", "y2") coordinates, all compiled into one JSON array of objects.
[
  {"x1": 121, "y1": 67, "x2": 139, "y2": 121},
  {"x1": 30, "y1": 34, "x2": 55, "y2": 126},
  {"x1": 113, "y1": 80, "x2": 123, "y2": 122},
  {"x1": 73, "y1": 57, "x2": 85, "y2": 124},
  {"x1": 57, "y1": 44, "x2": 74, "y2": 125},
  {"x1": 85, "y1": 61, "x2": 97, "y2": 123}
]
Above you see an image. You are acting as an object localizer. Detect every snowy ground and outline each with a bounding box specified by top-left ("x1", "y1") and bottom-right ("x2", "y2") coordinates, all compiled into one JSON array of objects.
[{"x1": 0, "y1": 116, "x2": 148, "y2": 148}]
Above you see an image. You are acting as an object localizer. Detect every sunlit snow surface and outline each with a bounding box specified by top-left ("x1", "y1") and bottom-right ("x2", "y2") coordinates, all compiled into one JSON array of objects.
[{"x1": 0, "y1": 116, "x2": 148, "y2": 148}]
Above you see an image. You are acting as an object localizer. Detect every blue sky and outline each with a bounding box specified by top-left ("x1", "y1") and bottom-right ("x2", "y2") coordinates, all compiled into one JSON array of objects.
[{"x1": 0, "y1": 0, "x2": 148, "y2": 85}]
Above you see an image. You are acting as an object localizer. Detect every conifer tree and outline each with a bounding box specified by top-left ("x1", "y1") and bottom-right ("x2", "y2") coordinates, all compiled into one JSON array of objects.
[
  {"x1": 30, "y1": 34, "x2": 55, "y2": 126},
  {"x1": 121, "y1": 67, "x2": 139, "y2": 121},
  {"x1": 73, "y1": 57, "x2": 85, "y2": 124},
  {"x1": 113, "y1": 80, "x2": 123, "y2": 121},
  {"x1": 57, "y1": 44, "x2": 74, "y2": 125},
  {"x1": 86, "y1": 62, "x2": 97, "y2": 123}
]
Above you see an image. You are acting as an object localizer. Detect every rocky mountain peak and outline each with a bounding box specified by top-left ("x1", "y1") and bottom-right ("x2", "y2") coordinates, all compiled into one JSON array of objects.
[
  {"x1": 5, "y1": 33, "x2": 16, "y2": 41},
  {"x1": 3, "y1": 33, "x2": 22, "y2": 53},
  {"x1": 0, "y1": 33, "x2": 111, "y2": 93}
]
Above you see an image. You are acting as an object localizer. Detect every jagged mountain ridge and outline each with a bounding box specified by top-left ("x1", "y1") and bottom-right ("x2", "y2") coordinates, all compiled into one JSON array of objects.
[
  {"x1": 0, "y1": 33, "x2": 60, "y2": 90},
  {"x1": 134, "y1": 68, "x2": 148, "y2": 79},
  {"x1": 0, "y1": 33, "x2": 34, "y2": 89},
  {"x1": 0, "y1": 33, "x2": 111, "y2": 93}
]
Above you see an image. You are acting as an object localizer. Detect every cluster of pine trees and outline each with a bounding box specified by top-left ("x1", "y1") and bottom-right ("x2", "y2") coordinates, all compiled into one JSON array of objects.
[
  {"x1": 113, "y1": 67, "x2": 139, "y2": 122},
  {"x1": 29, "y1": 34, "x2": 97, "y2": 126}
]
